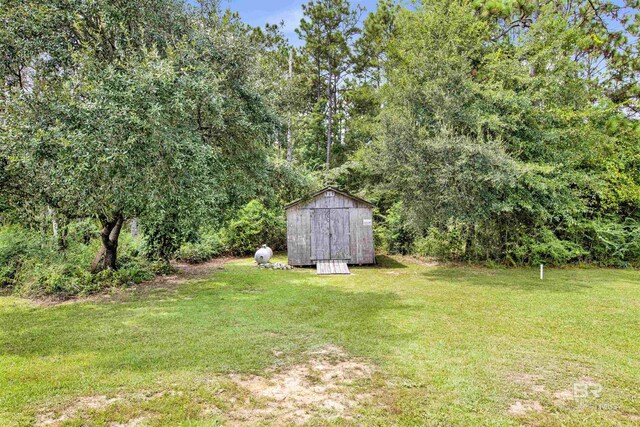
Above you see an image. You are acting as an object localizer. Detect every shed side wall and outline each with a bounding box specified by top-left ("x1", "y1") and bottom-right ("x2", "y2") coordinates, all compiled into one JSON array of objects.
[
  {"x1": 349, "y1": 207, "x2": 375, "y2": 264},
  {"x1": 286, "y1": 205, "x2": 311, "y2": 266}
]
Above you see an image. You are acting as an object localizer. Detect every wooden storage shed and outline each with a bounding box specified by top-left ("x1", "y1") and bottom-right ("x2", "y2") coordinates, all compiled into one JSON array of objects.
[{"x1": 286, "y1": 187, "x2": 375, "y2": 268}]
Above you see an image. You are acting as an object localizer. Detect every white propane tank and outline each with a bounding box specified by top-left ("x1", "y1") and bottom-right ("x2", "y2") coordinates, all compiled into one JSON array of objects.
[{"x1": 255, "y1": 244, "x2": 272, "y2": 264}]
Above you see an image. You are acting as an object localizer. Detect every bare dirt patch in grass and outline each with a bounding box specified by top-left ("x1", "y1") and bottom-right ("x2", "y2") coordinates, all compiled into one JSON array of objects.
[
  {"x1": 625, "y1": 413, "x2": 640, "y2": 422},
  {"x1": 507, "y1": 372, "x2": 613, "y2": 418},
  {"x1": 552, "y1": 389, "x2": 574, "y2": 404},
  {"x1": 228, "y1": 345, "x2": 375, "y2": 425},
  {"x1": 552, "y1": 376, "x2": 601, "y2": 406},
  {"x1": 34, "y1": 389, "x2": 185, "y2": 426},
  {"x1": 36, "y1": 396, "x2": 123, "y2": 426},
  {"x1": 107, "y1": 417, "x2": 147, "y2": 427},
  {"x1": 508, "y1": 400, "x2": 543, "y2": 416}
]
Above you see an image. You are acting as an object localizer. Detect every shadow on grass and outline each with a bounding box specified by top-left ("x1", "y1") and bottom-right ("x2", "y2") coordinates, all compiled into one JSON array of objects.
[
  {"x1": 419, "y1": 267, "x2": 593, "y2": 293},
  {"x1": 0, "y1": 267, "x2": 412, "y2": 377},
  {"x1": 374, "y1": 255, "x2": 408, "y2": 269}
]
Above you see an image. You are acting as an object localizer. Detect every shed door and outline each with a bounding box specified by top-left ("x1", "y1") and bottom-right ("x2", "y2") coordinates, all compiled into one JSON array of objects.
[
  {"x1": 310, "y1": 209, "x2": 331, "y2": 260},
  {"x1": 330, "y1": 209, "x2": 351, "y2": 260}
]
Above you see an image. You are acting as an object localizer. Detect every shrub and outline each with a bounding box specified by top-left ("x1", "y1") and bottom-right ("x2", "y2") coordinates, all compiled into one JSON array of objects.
[
  {"x1": 223, "y1": 200, "x2": 286, "y2": 255},
  {"x1": 508, "y1": 229, "x2": 587, "y2": 266},
  {"x1": 573, "y1": 218, "x2": 640, "y2": 267},
  {"x1": 414, "y1": 225, "x2": 467, "y2": 261},
  {"x1": 0, "y1": 223, "x2": 156, "y2": 297},
  {"x1": 176, "y1": 232, "x2": 224, "y2": 264},
  {"x1": 0, "y1": 226, "x2": 48, "y2": 288},
  {"x1": 16, "y1": 261, "x2": 90, "y2": 296},
  {"x1": 148, "y1": 260, "x2": 177, "y2": 275},
  {"x1": 112, "y1": 264, "x2": 155, "y2": 285},
  {"x1": 140, "y1": 221, "x2": 185, "y2": 262},
  {"x1": 377, "y1": 202, "x2": 416, "y2": 255},
  {"x1": 18, "y1": 257, "x2": 154, "y2": 297}
]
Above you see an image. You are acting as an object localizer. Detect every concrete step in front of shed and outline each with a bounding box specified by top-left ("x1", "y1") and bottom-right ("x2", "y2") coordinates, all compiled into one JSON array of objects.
[{"x1": 316, "y1": 260, "x2": 351, "y2": 275}]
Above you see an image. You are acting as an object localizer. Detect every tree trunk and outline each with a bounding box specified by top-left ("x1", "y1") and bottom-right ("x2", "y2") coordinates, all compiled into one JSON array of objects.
[
  {"x1": 326, "y1": 72, "x2": 333, "y2": 169},
  {"x1": 57, "y1": 221, "x2": 68, "y2": 251},
  {"x1": 131, "y1": 218, "x2": 138, "y2": 238},
  {"x1": 287, "y1": 122, "x2": 293, "y2": 164},
  {"x1": 316, "y1": 56, "x2": 322, "y2": 101},
  {"x1": 91, "y1": 247, "x2": 105, "y2": 272},
  {"x1": 287, "y1": 50, "x2": 293, "y2": 164},
  {"x1": 103, "y1": 242, "x2": 117, "y2": 271},
  {"x1": 91, "y1": 214, "x2": 124, "y2": 272},
  {"x1": 464, "y1": 224, "x2": 475, "y2": 261},
  {"x1": 48, "y1": 206, "x2": 69, "y2": 251},
  {"x1": 40, "y1": 209, "x2": 48, "y2": 239},
  {"x1": 48, "y1": 206, "x2": 58, "y2": 238}
]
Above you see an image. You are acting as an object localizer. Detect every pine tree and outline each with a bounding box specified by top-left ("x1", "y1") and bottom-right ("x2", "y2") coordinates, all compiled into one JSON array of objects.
[{"x1": 296, "y1": 0, "x2": 363, "y2": 168}]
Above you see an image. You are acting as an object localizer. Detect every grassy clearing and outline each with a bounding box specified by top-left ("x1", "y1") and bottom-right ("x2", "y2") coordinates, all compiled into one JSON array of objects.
[{"x1": 1, "y1": 256, "x2": 639, "y2": 426}]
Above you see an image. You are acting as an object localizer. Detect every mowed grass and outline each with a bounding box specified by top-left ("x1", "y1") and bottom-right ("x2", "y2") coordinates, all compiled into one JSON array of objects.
[{"x1": 1, "y1": 256, "x2": 639, "y2": 426}]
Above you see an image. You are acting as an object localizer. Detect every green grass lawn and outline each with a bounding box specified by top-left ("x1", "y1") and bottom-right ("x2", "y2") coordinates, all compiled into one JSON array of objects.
[{"x1": 1, "y1": 256, "x2": 639, "y2": 426}]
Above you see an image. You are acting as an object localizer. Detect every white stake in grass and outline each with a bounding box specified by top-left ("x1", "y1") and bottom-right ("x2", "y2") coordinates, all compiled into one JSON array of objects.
[{"x1": 540, "y1": 264, "x2": 544, "y2": 280}]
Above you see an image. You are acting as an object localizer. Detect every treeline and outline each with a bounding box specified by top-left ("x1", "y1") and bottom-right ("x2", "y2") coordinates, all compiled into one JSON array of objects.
[
  {"x1": 268, "y1": 0, "x2": 640, "y2": 267},
  {"x1": 1, "y1": 0, "x2": 639, "y2": 295}
]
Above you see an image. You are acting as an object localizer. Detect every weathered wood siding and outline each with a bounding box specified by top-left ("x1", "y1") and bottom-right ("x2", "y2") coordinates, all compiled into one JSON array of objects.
[
  {"x1": 349, "y1": 207, "x2": 375, "y2": 264},
  {"x1": 310, "y1": 208, "x2": 331, "y2": 261},
  {"x1": 287, "y1": 189, "x2": 375, "y2": 266},
  {"x1": 329, "y1": 209, "x2": 350, "y2": 260},
  {"x1": 286, "y1": 205, "x2": 311, "y2": 266}
]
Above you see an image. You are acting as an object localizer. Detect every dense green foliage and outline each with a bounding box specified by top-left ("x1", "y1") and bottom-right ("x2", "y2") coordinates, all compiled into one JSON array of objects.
[
  {"x1": 254, "y1": 0, "x2": 639, "y2": 267},
  {"x1": 1, "y1": 0, "x2": 638, "y2": 297},
  {"x1": 0, "y1": 224, "x2": 157, "y2": 296},
  {"x1": 222, "y1": 200, "x2": 287, "y2": 255},
  {"x1": 368, "y1": 0, "x2": 640, "y2": 266},
  {"x1": 0, "y1": 0, "x2": 312, "y2": 293},
  {"x1": 175, "y1": 231, "x2": 225, "y2": 264}
]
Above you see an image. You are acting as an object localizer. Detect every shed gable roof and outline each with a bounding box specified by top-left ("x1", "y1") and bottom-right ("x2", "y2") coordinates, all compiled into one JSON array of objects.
[{"x1": 285, "y1": 186, "x2": 374, "y2": 210}]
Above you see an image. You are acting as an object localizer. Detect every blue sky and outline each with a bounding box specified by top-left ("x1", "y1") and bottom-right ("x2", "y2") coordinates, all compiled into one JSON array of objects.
[
  {"x1": 201, "y1": 1, "x2": 637, "y2": 47},
  {"x1": 220, "y1": 0, "x2": 379, "y2": 45}
]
